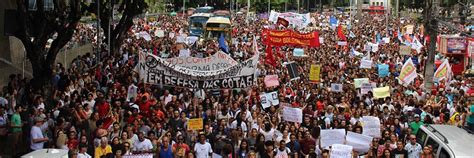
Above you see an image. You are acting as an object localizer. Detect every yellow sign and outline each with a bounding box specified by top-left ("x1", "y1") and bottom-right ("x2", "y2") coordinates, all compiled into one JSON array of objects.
[
  {"x1": 309, "y1": 65, "x2": 321, "y2": 82},
  {"x1": 187, "y1": 118, "x2": 203, "y2": 130},
  {"x1": 373, "y1": 86, "x2": 390, "y2": 99}
]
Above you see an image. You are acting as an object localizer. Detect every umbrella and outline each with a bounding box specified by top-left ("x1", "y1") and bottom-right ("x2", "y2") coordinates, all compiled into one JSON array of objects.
[{"x1": 170, "y1": 12, "x2": 177, "y2": 16}]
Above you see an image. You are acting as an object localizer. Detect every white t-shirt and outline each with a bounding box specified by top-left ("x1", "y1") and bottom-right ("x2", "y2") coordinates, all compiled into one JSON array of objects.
[
  {"x1": 230, "y1": 120, "x2": 248, "y2": 132},
  {"x1": 77, "y1": 152, "x2": 92, "y2": 158},
  {"x1": 133, "y1": 138, "x2": 153, "y2": 152},
  {"x1": 274, "y1": 147, "x2": 291, "y2": 158},
  {"x1": 30, "y1": 126, "x2": 45, "y2": 150},
  {"x1": 194, "y1": 142, "x2": 213, "y2": 158},
  {"x1": 260, "y1": 128, "x2": 275, "y2": 141}
]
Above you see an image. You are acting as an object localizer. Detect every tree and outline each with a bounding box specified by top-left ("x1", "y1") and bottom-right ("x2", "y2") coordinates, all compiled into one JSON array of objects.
[
  {"x1": 93, "y1": 0, "x2": 147, "y2": 54},
  {"x1": 12, "y1": 0, "x2": 82, "y2": 90}
]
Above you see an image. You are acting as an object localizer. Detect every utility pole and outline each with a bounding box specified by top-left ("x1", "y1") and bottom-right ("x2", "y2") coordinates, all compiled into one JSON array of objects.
[
  {"x1": 297, "y1": 0, "x2": 300, "y2": 13},
  {"x1": 97, "y1": 0, "x2": 101, "y2": 62},
  {"x1": 108, "y1": 0, "x2": 112, "y2": 56},
  {"x1": 268, "y1": 0, "x2": 271, "y2": 13},
  {"x1": 423, "y1": 0, "x2": 439, "y2": 92},
  {"x1": 357, "y1": 0, "x2": 361, "y2": 18},
  {"x1": 395, "y1": 0, "x2": 399, "y2": 18}
]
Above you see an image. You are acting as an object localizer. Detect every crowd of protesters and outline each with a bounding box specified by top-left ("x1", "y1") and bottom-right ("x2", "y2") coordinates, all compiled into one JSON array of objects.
[{"x1": 0, "y1": 8, "x2": 473, "y2": 158}]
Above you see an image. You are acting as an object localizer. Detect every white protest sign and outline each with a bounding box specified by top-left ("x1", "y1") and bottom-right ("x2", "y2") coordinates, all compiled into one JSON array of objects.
[
  {"x1": 155, "y1": 29, "x2": 165, "y2": 37},
  {"x1": 346, "y1": 131, "x2": 372, "y2": 153},
  {"x1": 360, "y1": 59, "x2": 373, "y2": 69},
  {"x1": 360, "y1": 83, "x2": 374, "y2": 95},
  {"x1": 282, "y1": 106, "x2": 303, "y2": 123},
  {"x1": 176, "y1": 35, "x2": 185, "y2": 43},
  {"x1": 319, "y1": 37, "x2": 324, "y2": 44},
  {"x1": 139, "y1": 31, "x2": 152, "y2": 41},
  {"x1": 320, "y1": 129, "x2": 346, "y2": 148},
  {"x1": 371, "y1": 43, "x2": 379, "y2": 52},
  {"x1": 126, "y1": 84, "x2": 138, "y2": 101},
  {"x1": 261, "y1": 91, "x2": 279, "y2": 108},
  {"x1": 186, "y1": 36, "x2": 199, "y2": 45},
  {"x1": 364, "y1": 44, "x2": 371, "y2": 52},
  {"x1": 382, "y1": 37, "x2": 390, "y2": 44},
  {"x1": 179, "y1": 49, "x2": 190, "y2": 57},
  {"x1": 169, "y1": 32, "x2": 175, "y2": 38},
  {"x1": 330, "y1": 144, "x2": 353, "y2": 158},
  {"x1": 337, "y1": 41, "x2": 347, "y2": 46},
  {"x1": 331, "y1": 83, "x2": 343, "y2": 92},
  {"x1": 362, "y1": 116, "x2": 381, "y2": 138}
]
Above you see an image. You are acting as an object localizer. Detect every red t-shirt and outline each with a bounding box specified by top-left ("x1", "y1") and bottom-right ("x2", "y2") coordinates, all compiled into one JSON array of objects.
[{"x1": 96, "y1": 102, "x2": 110, "y2": 119}]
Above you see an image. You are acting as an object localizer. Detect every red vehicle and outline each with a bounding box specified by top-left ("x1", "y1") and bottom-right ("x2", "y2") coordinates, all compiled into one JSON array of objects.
[{"x1": 437, "y1": 36, "x2": 469, "y2": 75}]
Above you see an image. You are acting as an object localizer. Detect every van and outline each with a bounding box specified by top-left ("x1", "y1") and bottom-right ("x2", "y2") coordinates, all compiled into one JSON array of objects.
[{"x1": 416, "y1": 125, "x2": 474, "y2": 158}]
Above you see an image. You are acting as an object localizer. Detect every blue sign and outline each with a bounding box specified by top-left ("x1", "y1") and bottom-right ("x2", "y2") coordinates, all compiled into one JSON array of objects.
[{"x1": 378, "y1": 64, "x2": 389, "y2": 78}]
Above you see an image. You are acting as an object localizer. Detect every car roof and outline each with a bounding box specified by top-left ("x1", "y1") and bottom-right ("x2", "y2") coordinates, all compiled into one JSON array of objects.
[
  {"x1": 206, "y1": 17, "x2": 231, "y2": 25},
  {"x1": 190, "y1": 13, "x2": 213, "y2": 18},
  {"x1": 426, "y1": 125, "x2": 474, "y2": 157}
]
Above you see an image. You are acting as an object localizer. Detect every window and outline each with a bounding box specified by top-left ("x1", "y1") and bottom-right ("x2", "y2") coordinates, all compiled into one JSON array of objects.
[
  {"x1": 416, "y1": 129, "x2": 428, "y2": 145},
  {"x1": 439, "y1": 148, "x2": 450, "y2": 158},
  {"x1": 44, "y1": 0, "x2": 54, "y2": 11},
  {"x1": 28, "y1": 0, "x2": 37, "y2": 11},
  {"x1": 380, "y1": 2, "x2": 383, "y2": 6},
  {"x1": 372, "y1": 2, "x2": 375, "y2": 6},
  {"x1": 426, "y1": 138, "x2": 440, "y2": 155}
]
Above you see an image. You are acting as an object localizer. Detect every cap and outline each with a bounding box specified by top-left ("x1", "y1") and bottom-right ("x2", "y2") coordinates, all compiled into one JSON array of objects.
[{"x1": 414, "y1": 114, "x2": 420, "y2": 118}]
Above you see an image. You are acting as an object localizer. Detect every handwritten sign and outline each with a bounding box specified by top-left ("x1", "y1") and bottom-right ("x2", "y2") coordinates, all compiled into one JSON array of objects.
[
  {"x1": 282, "y1": 106, "x2": 303, "y2": 123},
  {"x1": 360, "y1": 59, "x2": 372, "y2": 69},
  {"x1": 187, "y1": 118, "x2": 203, "y2": 130},
  {"x1": 360, "y1": 83, "x2": 374, "y2": 95},
  {"x1": 320, "y1": 129, "x2": 346, "y2": 148},
  {"x1": 330, "y1": 144, "x2": 353, "y2": 158},
  {"x1": 346, "y1": 131, "x2": 372, "y2": 153},
  {"x1": 264, "y1": 75, "x2": 280, "y2": 87},
  {"x1": 362, "y1": 116, "x2": 381, "y2": 138}
]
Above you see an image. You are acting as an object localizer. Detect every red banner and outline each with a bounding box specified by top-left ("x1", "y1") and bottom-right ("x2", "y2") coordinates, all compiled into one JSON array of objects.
[{"x1": 263, "y1": 29, "x2": 320, "y2": 47}]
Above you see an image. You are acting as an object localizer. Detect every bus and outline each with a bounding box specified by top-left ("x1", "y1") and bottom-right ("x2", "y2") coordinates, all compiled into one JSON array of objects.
[
  {"x1": 195, "y1": 6, "x2": 214, "y2": 13},
  {"x1": 189, "y1": 13, "x2": 213, "y2": 37},
  {"x1": 203, "y1": 17, "x2": 232, "y2": 43},
  {"x1": 213, "y1": 10, "x2": 231, "y2": 18}
]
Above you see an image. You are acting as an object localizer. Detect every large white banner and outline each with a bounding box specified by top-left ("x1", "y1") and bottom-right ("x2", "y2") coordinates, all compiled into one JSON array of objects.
[
  {"x1": 320, "y1": 129, "x2": 346, "y2": 148},
  {"x1": 165, "y1": 51, "x2": 238, "y2": 71},
  {"x1": 138, "y1": 52, "x2": 259, "y2": 89},
  {"x1": 282, "y1": 106, "x2": 303, "y2": 123},
  {"x1": 268, "y1": 11, "x2": 311, "y2": 28}
]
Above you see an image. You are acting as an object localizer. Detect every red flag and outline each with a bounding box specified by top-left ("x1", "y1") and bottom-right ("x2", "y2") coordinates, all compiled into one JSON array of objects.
[
  {"x1": 277, "y1": 17, "x2": 289, "y2": 27},
  {"x1": 337, "y1": 24, "x2": 346, "y2": 41},
  {"x1": 265, "y1": 46, "x2": 277, "y2": 67}
]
